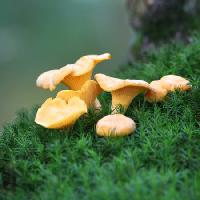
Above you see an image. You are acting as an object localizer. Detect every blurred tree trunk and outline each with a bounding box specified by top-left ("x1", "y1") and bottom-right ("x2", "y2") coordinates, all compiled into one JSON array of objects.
[{"x1": 126, "y1": 0, "x2": 200, "y2": 59}]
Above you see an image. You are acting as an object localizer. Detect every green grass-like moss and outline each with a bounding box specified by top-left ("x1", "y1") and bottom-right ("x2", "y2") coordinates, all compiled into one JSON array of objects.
[{"x1": 0, "y1": 35, "x2": 200, "y2": 199}]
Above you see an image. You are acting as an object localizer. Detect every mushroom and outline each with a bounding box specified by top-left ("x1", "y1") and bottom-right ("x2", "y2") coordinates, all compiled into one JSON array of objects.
[
  {"x1": 57, "y1": 80, "x2": 102, "y2": 109},
  {"x1": 145, "y1": 75, "x2": 192, "y2": 102},
  {"x1": 36, "y1": 65, "x2": 73, "y2": 91},
  {"x1": 145, "y1": 80, "x2": 168, "y2": 102},
  {"x1": 36, "y1": 53, "x2": 111, "y2": 91},
  {"x1": 35, "y1": 96, "x2": 87, "y2": 129},
  {"x1": 160, "y1": 75, "x2": 192, "y2": 92},
  {"x1": 95, "y1": 73, "x2": 149, "y2": 112},
  {"x1": 96, "y1": 114, "x2": 136, "y2": 136}
]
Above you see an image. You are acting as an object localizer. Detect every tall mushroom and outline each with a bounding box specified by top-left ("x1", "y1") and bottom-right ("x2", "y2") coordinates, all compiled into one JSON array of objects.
[
  {"x1": 36, "y1": 53, "x2": 111, "y2": 91},
  {"x1": 95, "y1": 73, "x2": 149, "y2": 112},
  {"x1": 36, "y1": 53, "x2": 111, "y2": 109}
]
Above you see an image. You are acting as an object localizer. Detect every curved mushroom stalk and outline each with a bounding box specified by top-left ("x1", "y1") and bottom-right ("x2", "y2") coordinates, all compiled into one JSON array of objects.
[
  {"x1": 145, "y1": 75, "x2": 192, "y2": 102},
  {"x1": 57, "y1": 80, "x2": 102, "y2": 109},
  {"x1": 95, "y1": 73, "x2": 149, "y2": 113},
  {"x1": 35, "y1": 97, "x2": 87, "y2": 129}
]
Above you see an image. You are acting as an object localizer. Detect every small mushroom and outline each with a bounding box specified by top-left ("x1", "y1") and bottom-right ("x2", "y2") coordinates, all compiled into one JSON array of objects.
[
  {"x1": 36, "y1": 53, "x2": 111, "y2": 91},
  {"x1": 57, "y1": 80, "x2": 102, "y2": 109},
  {"x1": 145, "y1": 75, "x2": 192, "y2": 102},
  {"x1": 35, "y1": 96, "x2": 87, "y2": 129},
  {"x1": 95, "y1": 73, "x2": 149, "y2": 112},
  {"x1": 145, "y1": 80, "x2": 168, "y2": 102},
  {"x1": 96, "y1": 114, "x2": 136, "y2": 136},
  {"x1": 160, "y1": 75, "x2": 192, "y2": 92}
]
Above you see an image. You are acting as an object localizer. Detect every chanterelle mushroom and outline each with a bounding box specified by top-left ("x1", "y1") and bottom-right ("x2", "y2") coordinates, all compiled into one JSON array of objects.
[
  {"x1": 95, "y1": 73, "x2": 149, "y2": 112},
  {"x1": 145, "y1": 75, "x2": 192, "y2": 102},
  {"x1": 96, "y1": 114, "x2": 136, "y2": 136},
  {"x1": 36, "y1": 65, "x2": 73, "y2": 91},
  {"x1": 57, "y1": 80, "x2": 102, "y2": 109},
  {"x1": 36, "y1": 53, "x2": 111, "y2": 91},
  {"x1": 145, "y1": 80, "x2": 168, "y2": 102},
  {"x1": 35, "y1": 96, "x2": 87, "y2": 129},
  {"x1": 160, "y1": 75, "x2": 192, "y2": 92}
]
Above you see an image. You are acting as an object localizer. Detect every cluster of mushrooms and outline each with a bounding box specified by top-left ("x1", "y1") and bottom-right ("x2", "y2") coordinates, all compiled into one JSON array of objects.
[{"x1": 35, "y1": 53, "x2": 192, "y2": 136}]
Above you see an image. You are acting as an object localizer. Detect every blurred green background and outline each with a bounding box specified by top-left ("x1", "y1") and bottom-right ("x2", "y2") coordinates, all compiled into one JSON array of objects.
[{"x1": 0, "y1": 0, "x2": 131, "y2": 125}]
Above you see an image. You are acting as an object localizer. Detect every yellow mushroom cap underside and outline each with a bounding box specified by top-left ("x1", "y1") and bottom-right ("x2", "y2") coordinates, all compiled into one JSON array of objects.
[
  {"x1": 96, "y1": 114, "x2": 136, "y2": 136},
  {"x1": 145, "y1": 80, "x2": 168, "y2": 102},
  {"x1": 36, "y1": 53, "x2": 111, "y2": 91},
  {"x1": 35, "y1": 96, "x2": 87, "y2": 129},
  {"x1": 160, "y1": 75, "x2": 192, "y2": 91},
  {"x1": 57, "y1": 80, "x2": 102, "y2": 108},
  {"x1": 95, "y1": 73, "x2": 149, "y2": 91}
]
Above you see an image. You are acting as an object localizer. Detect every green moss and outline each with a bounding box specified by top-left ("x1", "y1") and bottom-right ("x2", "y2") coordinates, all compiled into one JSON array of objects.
[{"x1": 1, "y1": 34, "x2": 200, "y2": 199}]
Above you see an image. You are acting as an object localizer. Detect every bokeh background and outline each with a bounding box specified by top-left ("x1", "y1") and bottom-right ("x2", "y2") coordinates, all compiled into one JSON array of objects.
[{"x1": 0, "y1": 0, "x2": 131, "y2": 125}]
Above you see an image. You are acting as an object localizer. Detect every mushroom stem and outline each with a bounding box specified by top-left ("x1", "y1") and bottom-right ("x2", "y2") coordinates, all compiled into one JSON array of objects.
[{"x1": 112, "y1": 87, "x2": 145, "y2": 112}]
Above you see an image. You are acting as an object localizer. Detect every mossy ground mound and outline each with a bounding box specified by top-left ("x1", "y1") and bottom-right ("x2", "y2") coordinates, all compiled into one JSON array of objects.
[{"x1": 0, "y1": 35, "x2": 200, "y2": 199}]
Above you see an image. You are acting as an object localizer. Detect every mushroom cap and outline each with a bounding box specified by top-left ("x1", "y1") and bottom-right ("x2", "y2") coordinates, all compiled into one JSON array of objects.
[
  {"x1": 145, "y1": 80, "x2": 168, "y2": 102},
  {"x1": 57, "y1": 80, "x2": 102, "y2": 108},
  {"x1": 35, "y1": 96, "x2": 87, "y2": 129},
  {"x1": 36, "y1": 65, "x2": 73, "y2": 91},
  {"x1": 71, "y1": 53, "x2": 111, "y2": 76},
  {"x1": 160, "y1": 75, "x2": 192, "y2": 91},
  {"x1": 36, "y1": 53, "x2": 111, "y2": 91},
  {"x1": 96, "y1": 114, "x2": 136, "y2": 136},
  {"x1": 95, "y1": 73, "x2": 149, "y2": 91}
]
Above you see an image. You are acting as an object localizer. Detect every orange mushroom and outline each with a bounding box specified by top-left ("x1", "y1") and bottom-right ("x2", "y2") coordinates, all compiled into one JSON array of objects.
[
  {"x1": 57, "y1": 80, "x2": 102, "y2": 109},
  {"x1": 36, "y1": 65, "x2": 73, "y2": 91},
  {"x1": 95, "y1": 73, "x2": 149, "y2": 112},
  {"x1": 36, "y1": 53, "x2": 111, "y2": 91},
  {"x1": 96, "y1": 114, "x2": 136, "y2": 136},
  {"x1": 145, "y1": 75, "x2": 192, "y2": 102},
  {"x1": 145, "y1": 80, "x2": 168, "y2": 102},
  {"x1": 35, "y1": 96, "x2": 87, "y2": 129},
  {"x1": 160, "y1": 75, "x2": 192, "y2": 92}
]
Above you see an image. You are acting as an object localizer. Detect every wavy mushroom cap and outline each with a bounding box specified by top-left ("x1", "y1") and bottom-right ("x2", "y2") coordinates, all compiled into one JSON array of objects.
[
  {"x1": 35, "y1": 96, "x2": 87, "y2": 129},
  {"x1": 36, "y1": 65, "x2": 73, "y2": 91},
  {"x1": 62, "y1": 53, "x2": 111, "y2": 90},
  {"x1": 160, "y1": 75, "x2": 192, "y2": 91},
  {"x1": 96, "y1": 114, "x2": 136, "y2": 137},
  {"x1": 71, "y1": 53, "x2": 111, "y2": 76},
  {"x1": 145, "y1": 80, "x2": 168, "y2": 102},
  {"x1": 36, "y1": 53, "x2": 111, "y2": 91},
  {"x1": 95, "y1": 73, "x2": 149, "y2": 111},
  {"x1": 57, "y1": 80, "x2": 102, "y2": 108},
  {"x1": 95, "y1": 73, "x2": 149, "y2": 91}
]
